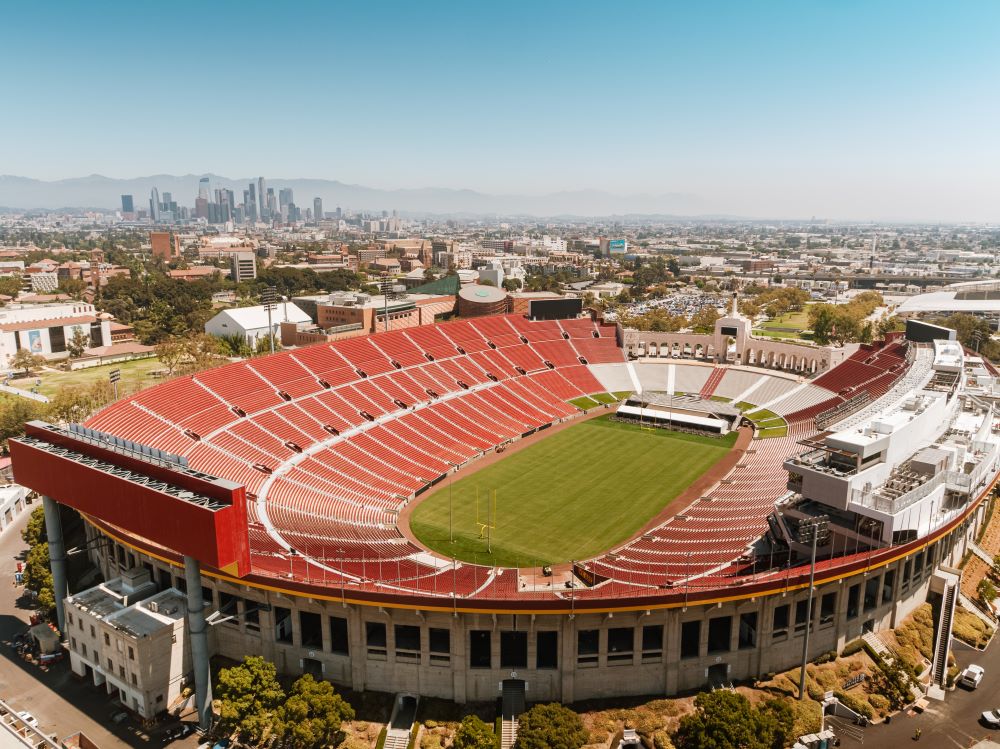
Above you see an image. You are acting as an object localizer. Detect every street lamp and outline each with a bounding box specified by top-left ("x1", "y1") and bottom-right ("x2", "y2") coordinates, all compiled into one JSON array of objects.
[
  {"x1": 262, "y1": 285, "x2": 279, "y2": 354},
  {"x1": 797, "y1": 517, "x2": 829, "y2": 701}
]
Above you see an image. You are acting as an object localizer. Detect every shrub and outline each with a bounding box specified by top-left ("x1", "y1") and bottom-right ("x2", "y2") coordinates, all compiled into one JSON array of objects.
[
  {"x1": 840, "y1": 639, "x2": 865, "y2": 657},
  {"x1": 652, "y1": 730, "x2": 675, "y2": 749},
  {"x1": 868, "y1": 694, "x2": 889, "y2": 712},
  {"x1": 789, "y1": 699, "x2": 822, "y2": 736},
  {"x1": 834, "y1": 690, "x2": 873, "y2": 720}
]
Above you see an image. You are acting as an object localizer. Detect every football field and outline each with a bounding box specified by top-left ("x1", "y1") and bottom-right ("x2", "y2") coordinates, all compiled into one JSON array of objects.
[{"x1": 409, "y1": 415, "x2": 737, "y2": 567}]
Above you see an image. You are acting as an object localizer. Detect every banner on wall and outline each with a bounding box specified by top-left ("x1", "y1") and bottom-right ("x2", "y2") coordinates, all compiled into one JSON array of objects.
[{"x1": 27, "y1": 330, "x2": 42, "y2": 353}]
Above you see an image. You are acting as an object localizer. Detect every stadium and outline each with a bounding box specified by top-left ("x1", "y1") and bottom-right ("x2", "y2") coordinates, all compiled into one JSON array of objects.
[{"x1": 10, "y1": 304, "x2": 1000, "y2": 718}]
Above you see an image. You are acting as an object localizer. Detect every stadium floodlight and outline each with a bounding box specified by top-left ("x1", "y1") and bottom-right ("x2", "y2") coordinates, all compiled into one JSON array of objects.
[{"x1": 262, "y1": 285, "x2": 279, "y2": 354}]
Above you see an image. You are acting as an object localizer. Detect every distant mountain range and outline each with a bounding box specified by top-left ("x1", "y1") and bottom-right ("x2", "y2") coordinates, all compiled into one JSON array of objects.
[{"x1": 0, "y1": 174, "x2": 708, "y2": 218}]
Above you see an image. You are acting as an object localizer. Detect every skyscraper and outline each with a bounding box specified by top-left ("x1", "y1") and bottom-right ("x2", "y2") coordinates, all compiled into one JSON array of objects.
[
  {"x1": 121, "y1": 194, "x2": 134, "y2": 214},
  {"x1": 198, "y1": 177, "x2": 210, "y2": 200},
  {"x1": 278, "y1": 188, "x2": 293, "y2": 210},
  {"x1": 149, "y1": 187, "x2": 160, "y2": 222},
  {"x1": 248, "y1": 183, "x2": 258, "y2": 222},
  {"x1": 257, "y1": 177, "x2": 267, "y2": 221},
  {"x1": 313, "y1": 197, "x2": 323, "y2": 222}
]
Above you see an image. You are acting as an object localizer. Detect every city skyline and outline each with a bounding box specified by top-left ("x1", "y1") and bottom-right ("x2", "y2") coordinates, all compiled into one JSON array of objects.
[{"x1": 2, "y1": 1, "x2": 999, "y2": 222}]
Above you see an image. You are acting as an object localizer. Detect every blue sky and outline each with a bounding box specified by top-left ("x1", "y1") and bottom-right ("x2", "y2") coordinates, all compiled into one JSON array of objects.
[{"x1": 3, "y1": 1, "x2": 999, "y2": 220}]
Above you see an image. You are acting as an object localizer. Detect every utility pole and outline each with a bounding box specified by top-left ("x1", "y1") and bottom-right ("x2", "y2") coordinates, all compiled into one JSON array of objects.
[
  {"x1": 262, "y1": 285, "x2": 278, "y2": 354},
  {"x1": 798, "y1": 518, "x2": 828, "y2": 700}
]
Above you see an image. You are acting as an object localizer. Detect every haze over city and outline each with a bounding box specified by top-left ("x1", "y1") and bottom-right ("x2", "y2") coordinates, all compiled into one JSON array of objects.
[{"x1": 2, "y1": 0, "x2": 999, "y2": 221}]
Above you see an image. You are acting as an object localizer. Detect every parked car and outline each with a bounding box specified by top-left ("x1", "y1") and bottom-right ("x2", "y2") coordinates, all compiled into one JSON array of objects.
[
  {"x1": 16, "y1": 712, "x2": 37, "y2": 727},
  {"x1": 164, "y1": 724, "x2": 194, "y2": 742},
  {"x1": 111, "y1": 711, "x2": 129, "y2": 725},
  {"x1": 961, "y1": 664, "x2": 985, "y2": 689},
  {"x1": 982, "y1": 709, "x2": 1000, "y2": 727}
]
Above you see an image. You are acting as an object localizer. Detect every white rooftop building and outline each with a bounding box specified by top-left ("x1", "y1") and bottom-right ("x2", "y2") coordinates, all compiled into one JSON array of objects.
[
  {"x1": 66, "y1": 569, "x2": 191, "y2": 719},
  {"x1": 205, "y1": 302, "x2": 311, "y2": 347}
]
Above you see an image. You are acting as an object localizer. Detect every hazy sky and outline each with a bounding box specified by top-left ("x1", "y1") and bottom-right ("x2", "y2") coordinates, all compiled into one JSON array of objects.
[{"x1": 3, "y1": 1, "x2": 999, "y2": 221}]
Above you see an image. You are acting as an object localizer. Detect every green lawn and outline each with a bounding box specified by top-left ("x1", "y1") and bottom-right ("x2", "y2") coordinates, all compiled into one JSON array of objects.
[
  {"x1": 409, "y1": 416, "x2": 737, "y2": 567},
  {"x1": 760, "y1": 309, "x2": 810, "y2": 331},
  {"x1": 7, "y1": 356, "x2": 164, "y2": 399},
  {"x1": 569, "y1": 395, "x2": 600, "y2": 410},
  {"x1": 569, "y1": 392, "x2": 628, "y2": 410}
]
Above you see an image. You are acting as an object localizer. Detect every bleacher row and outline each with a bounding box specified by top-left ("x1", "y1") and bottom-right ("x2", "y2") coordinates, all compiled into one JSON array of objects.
[
  {"x1": 575, "y1": 342, "x2": 914, "y2": 596},
  {"x1": 86, "y1": 314, "x2": 625, "y2": 594},
  {"x1": 88, "y1": 321, "x2": 915, "y2": 601}
]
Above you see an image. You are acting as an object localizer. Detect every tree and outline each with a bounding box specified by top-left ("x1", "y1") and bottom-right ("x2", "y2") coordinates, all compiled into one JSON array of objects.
[
  {"x1": 66, "y1": 326, "x2": 91, "y2": 358},
  {"x1": 514, "y1": 703, "x2": 587, "y2": 749},
  {"x1": 217, "y1": 655, "x2": 286, "y2": 744},
  {"x1": 452, "y1": 715, "x2": 495, "y2": 749},
  {"x1": 218, "y1": 333, "x2": 253, "y2": 358},
  {"x1": 46, "y1": 385, "x2": 94, "y2": 423},
  {"x1": 0, "y1": 396, "x2": 44, "y2": 448},
  {"x1": 275, "y1": 674, "x2": 354, "y2": 749},
  {"x1": 58, "y1": 278, "x2": 88, "y2": 298},
  {"x1": 690, "y1": 307, "x2": 721, "y2": 334},
  {"x1": 10, "y1": 349, "x2": 46, "y2": 376},
  {"x1": 674, "y1": 691, "x2": 792, "y2": 749},
  {"x1": 23, "y1": 541, "x2": 55, "y2": 617},
  {"x1": 978, "y1": 577, "x2": 997, "y2": 605},
  {"x1": 22, "y1": 506, "x2": 46, "y2": 547},
  {"x1": 0, "y1": 275, "x2": 22, "y2": 300},
  {"x1": 155, "y1": 334, "x2": 223, "y2": 375}
]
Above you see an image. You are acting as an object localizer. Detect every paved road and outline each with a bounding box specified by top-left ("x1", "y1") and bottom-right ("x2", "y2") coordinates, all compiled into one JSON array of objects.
[
  {"x1": 0, "y1": 506, "x2": 197, "y2": 749},
  {"x1": 836, "y1": 635, "x2": 1000, "y2": 747}
]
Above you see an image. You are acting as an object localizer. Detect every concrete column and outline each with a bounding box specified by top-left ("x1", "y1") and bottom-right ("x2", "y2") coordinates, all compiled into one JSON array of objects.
[
  {"x1": 452, "y1": 614, "x2": 467, "y2": 703},
  {"x1": 42, "y1": 495, "x2": 68, "y2": 633},
  {"x1": 184, "y1": 556, "x2": 213, "y2": 731}
]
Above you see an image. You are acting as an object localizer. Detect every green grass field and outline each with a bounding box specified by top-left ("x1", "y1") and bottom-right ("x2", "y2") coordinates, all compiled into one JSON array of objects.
[
  {"x1": 7, "y1": 356, "x2": 164, "y2": 399},
  {"x1": 409, "y1": 415, "x2": 737, "y2": 567},
  {"x1": 568, "y1": 392, "x2": 629, "y2": 410}
]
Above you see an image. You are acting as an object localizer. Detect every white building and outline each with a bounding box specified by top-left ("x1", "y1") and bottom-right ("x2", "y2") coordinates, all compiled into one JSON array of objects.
[
  {"x1": 66, "y1": 570, "x2": 191, "y2": 719},
  {"x1": 204, "y1": 302, "x2": 311, "y2": 348},
  {"x1": 0, "y1": 484, "x2": 28, "y2": 536},
  {"x1": 0, "y1": 302, "x2": 111, "y2": 369}
]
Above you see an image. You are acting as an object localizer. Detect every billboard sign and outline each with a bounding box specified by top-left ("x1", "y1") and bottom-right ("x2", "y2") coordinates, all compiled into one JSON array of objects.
[{"x1": 608, "y1": 239, "x2": 627, "y2": 254}]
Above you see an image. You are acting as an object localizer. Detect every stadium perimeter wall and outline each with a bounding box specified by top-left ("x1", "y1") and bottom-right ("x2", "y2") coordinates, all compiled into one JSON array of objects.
[{"x1": 78, "y1": 496, "x2": 987, "y2": 703}]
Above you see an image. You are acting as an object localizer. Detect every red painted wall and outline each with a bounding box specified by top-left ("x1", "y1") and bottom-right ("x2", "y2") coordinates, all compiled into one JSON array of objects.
[{"x1": 11, "y1": 424, "x2": 250, "y2": 576}]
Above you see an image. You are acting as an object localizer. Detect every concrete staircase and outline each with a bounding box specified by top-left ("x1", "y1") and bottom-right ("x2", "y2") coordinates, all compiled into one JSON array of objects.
[
  {"x1": 500, "y1": 717, "x2": 519, "y2": 749},
  {"x1": 928, "y1": 580, "x2": 958, "y2": 699},
  {"x1": 383, "y1": 730, "x2": 410, "y2": 749},
  {"x1": 958, "y1": 591, "x2": 996, "y2": 626},
  {"x1": 968, "y1": 540, "x2": 995, "y2": 566},
  {"x1": 500, "y1": 679, "x2": 525, "y2": 749}
]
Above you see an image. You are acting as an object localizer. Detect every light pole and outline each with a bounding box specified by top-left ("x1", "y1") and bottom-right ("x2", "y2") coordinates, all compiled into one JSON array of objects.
[
  {"x1": 797, "y1": 518, "x2": 828, "y2": 701},
  {"x1": 262, "y1": 285, "x2": 279, "y2": 354}
]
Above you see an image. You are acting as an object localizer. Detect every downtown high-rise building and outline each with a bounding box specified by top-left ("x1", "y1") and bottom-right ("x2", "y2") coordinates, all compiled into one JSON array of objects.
[
  {"x1": 121, "y1": 194, "x2": 134, "y2": 214},
  {"x1": 257, "y1": 177, "x2": 267, "y2": 221},
  {"x1": 278, "y1": 188, "x2": 293, "y2": 210},
  {"x1": 313, "y1": 197, "x2": 323, "y2": 222},
  {"x1": 247, "y1": 183, "x2": 258, "y2": 222},
  {"x1": 198, "y1": 177, "x2": 210, "y2": 200},
  {"x1": 149, "y1": 187, "x2": 160, "y2": 222}
]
